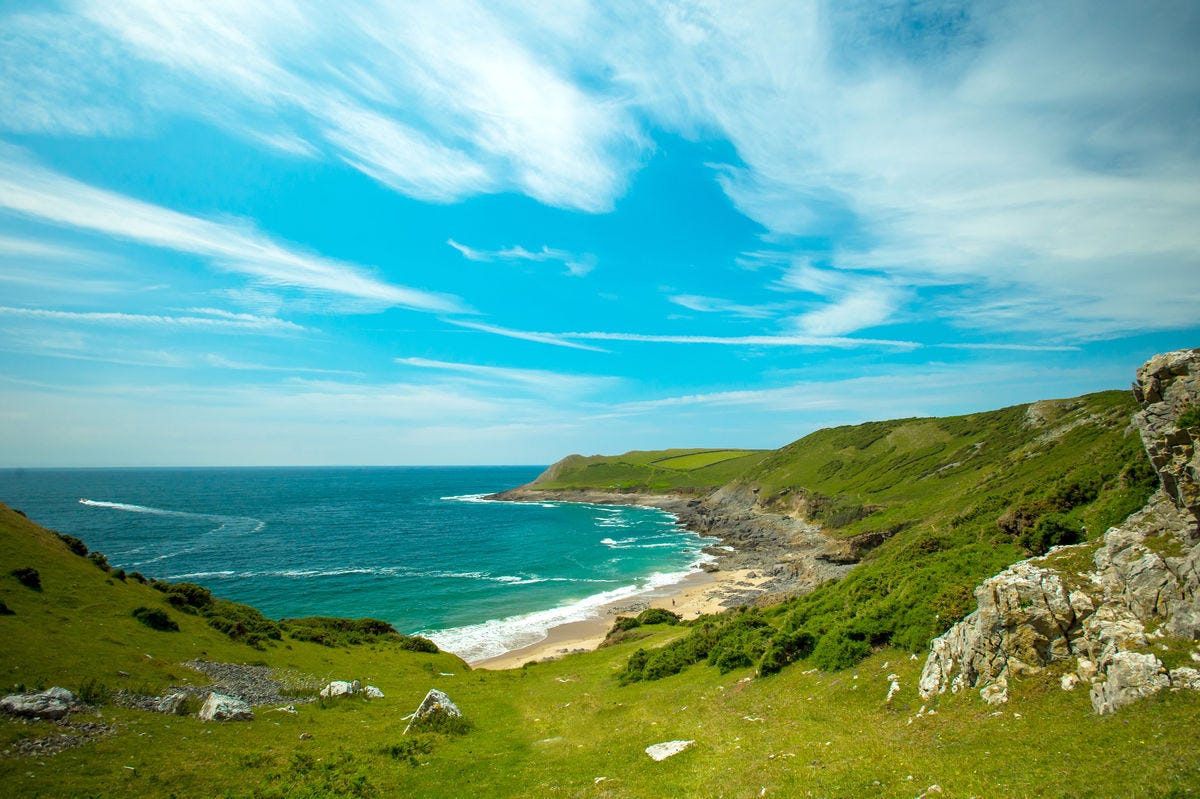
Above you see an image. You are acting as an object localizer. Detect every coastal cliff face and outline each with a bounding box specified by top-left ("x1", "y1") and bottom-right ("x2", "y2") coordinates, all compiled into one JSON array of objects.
[{"x1": 918, "y1": 348, "x2": 1200, "y2": 713}]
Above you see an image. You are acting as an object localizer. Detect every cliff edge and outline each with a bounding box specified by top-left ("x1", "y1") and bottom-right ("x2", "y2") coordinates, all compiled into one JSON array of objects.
[{"x1": 918, "y1": 348, "x2": 1200, "y2": 713}]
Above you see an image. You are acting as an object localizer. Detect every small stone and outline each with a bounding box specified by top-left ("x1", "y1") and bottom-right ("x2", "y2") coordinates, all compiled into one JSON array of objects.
[
  {"x1": 645, "y1": 740, "x2": 693, "y2": 761},
  {"x1": 363, "y1": 685, "x2": 385, "y2": 699},
  {"x1": 980, "y1": 678, "x2": 1008, "y2": 706},
  {"x1": 299, "y1": 732, "x2": 313, "y2": 740},
  {"x1": 1061, "y1": 674, "x2": 1079, "y2": 691}
]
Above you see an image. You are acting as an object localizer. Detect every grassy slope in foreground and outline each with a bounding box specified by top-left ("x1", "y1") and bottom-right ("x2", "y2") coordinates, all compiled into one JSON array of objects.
[{"x1": 1, "y1": 504, "x2": 1198, "y2": 797}]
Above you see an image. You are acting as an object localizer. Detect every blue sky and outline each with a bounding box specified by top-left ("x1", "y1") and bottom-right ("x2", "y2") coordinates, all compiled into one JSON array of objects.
[{"x1": 1, "y1": 1, "x2": 1198, "y2": 467}]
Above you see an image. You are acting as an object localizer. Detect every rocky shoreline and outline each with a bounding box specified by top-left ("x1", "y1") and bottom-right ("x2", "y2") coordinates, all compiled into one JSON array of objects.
[{"x1": 486, "y1": 482, "x2": 855, "y2": 610}]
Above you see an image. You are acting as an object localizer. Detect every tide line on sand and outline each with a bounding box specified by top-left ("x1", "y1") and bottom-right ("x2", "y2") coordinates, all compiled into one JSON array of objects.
[{"x1": 464, "y1": 567, "x2": 775, "y2": 670}]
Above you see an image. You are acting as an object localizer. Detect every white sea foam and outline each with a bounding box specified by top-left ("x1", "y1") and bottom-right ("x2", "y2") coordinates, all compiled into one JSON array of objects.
[
  {"x1": 80, "y1": 498, "x2": 264, "y2": 537},
  {"x1": 422, "y1": 567, "x2": 699, "y2": 663}
]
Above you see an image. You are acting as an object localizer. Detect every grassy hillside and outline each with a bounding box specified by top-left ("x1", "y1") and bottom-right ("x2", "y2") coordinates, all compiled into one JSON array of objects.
[
  {"x1": 1, "y1": 502, "x2": 1197, "y2": 797},
  {"x1": 533, "y1": 392, "x2": 1159, "y2": 677},
  {"x1": 528, "y1": 448, "x2": 770, "y2": 493}
]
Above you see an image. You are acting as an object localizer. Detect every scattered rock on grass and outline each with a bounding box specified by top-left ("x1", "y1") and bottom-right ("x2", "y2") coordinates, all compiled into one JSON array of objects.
[
  {"x1": 0, "y1": 687, "x2": 80, "y2": 720},
  {"x1": 198, "y1": 692, "x2": 254, "y2": 722},
  {"x1": 645, "y1": 739, "x2": 694, "y2": 761}
]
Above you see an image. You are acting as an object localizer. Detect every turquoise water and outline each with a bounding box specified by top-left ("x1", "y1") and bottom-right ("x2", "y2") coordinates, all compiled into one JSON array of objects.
[{"x1": 0, "y1": 467, "x2": 712, "y2": 661}]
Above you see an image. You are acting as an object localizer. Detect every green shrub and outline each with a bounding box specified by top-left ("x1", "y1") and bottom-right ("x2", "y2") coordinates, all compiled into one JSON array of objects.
[
  {"x1": 385, "y1": 737, "x2": 434, "y2": 766},
  {"x1": 706, "y1": 613, "x2": 771, "y2": 674},
  {"x1": 282, "y1": 616, "x2": 429, "y2": 649},
  {"x1": 397, "y1": 634, "x2": 440, "y2": 653},
  {"x1": 636, "y1": 607, "x2": 682, "y2": 626},
  {"x1": 758, "y1": 630, "x2": 815, "y2": 676},
  {"x1": 56, "y1": 533, "x2": 88, "y2": 557},
  {"x1": 87, "y1": 552, "x2": 111, "y2": 572},
  {"x1": 1022, "y1": 512, "x2": 1082, "y2": 555},
  {"x1": 132, "y1": 606, "x2": 179, "y2": 632},
  {"x1": 157, "y1": 581, "x2": 213, "y2": 611},
  {"x1": 10, "y1": 566, "x2": 41, "y2": 591},
  {"x1": 111, "y1": 568, "x2": 126, "y2": 581},
  {"x1": 0, "y1": 599, "x2": 13, "y2": 615},
  {"x1": 76, "y1": 678, "x2": 111, "y2": 705},
  {"x1": 810, "y1": 627, "x2": 871, "y2": 671},
  {"x1": 405, "y1": 710, "x2": 472, "y2": 736},
  {"x1": 1177, "y1": 403, "x2": 1200, "y2": 430},
  {"x1": 127, "y1": 571, "x2": 147, "y2": 584}
]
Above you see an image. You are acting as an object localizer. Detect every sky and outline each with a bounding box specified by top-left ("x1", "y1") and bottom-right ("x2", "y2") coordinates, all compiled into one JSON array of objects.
[{"x1": 1, "y1": 0, "x2": 1198, "y2": 467}]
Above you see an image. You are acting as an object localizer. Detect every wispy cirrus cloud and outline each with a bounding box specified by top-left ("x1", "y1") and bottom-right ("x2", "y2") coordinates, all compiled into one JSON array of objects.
[
  {"x1": 0, "y1": 305, "x2": 306, "y2": 334},
  {"x1": 445, "y1": 319, "x2": 608, "y2": 353},
  {"x1": 561, "y1": 330, "x2": 919, "y2": 350},
  {"x1": 605, "y1": 1, "x2": 1200, "y2": 339},
  {"x1": 0, "y1": 148, "x2": 464, "y2": 314},
  {"x1": 3, "y1": 0, "x2": 642, "y2": 212},
  {"x1": 448, "y1": 238, "x2": 596, "y2": 277},
  {"x1": 396, "y1": 357, "x2": 616, "y2": 394},
  {"x1": 667, "y1": 294, "x2": 786, "y2": 320}
]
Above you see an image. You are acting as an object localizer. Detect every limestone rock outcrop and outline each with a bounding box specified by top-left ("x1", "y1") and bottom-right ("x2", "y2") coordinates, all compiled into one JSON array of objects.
[
  {"x1": 919, "y1": 348, "x2": 1200, "y2": 714},
  {"x1": 403, "y1": 688, "x2": 461, "y2": 734},
  {"x1": 198, "y1": 692, "x2": 254, "y2": 722},
  {"x1": 0, "y1": 687, "x2": 80, "y2": 720}
]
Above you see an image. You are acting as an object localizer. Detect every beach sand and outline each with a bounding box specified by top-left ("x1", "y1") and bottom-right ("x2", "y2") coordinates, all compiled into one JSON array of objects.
[{"x1": 472, "y1": 567, "x2": 774, "y2": 670}]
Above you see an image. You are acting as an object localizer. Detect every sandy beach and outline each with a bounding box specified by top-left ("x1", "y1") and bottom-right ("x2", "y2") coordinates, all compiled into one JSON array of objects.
[{"x1": 472, "y1": 567, "x2": 774, "y2": 670}]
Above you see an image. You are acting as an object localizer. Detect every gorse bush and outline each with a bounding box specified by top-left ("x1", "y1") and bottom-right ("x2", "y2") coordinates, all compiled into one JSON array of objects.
[
  {"x1": 132, "y1": 606, "x2": 179, "y2": 632},
  {"x1": 10, "y1": 566, "x2": 40, "y2": 590},
  {"x1": 55, "y1": 533, "x2": 88, "y2": 556},
  {"x1": 283, "y1": 616, "x2": 438, "y2": 651}
]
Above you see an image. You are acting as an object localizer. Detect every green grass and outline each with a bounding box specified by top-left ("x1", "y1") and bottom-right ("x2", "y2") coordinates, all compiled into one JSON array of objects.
[{"x1": 529, "y1": 448, "x2": 771, "y2": 493}]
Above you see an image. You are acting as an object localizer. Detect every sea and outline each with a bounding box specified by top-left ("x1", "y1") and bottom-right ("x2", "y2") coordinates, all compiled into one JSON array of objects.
[{"x1": 0, "y1": 467, "x2": 715, "y2": 662}]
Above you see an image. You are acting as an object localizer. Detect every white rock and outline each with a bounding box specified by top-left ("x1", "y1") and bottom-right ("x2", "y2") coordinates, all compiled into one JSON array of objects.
[
  {"x1": 1090, "y1": 651, "x2": 1169, "y2": 714},
  {"x1": 198, "y1": 692, "x2": 253, "y2": 722},
  {"x1": 319, "y1": 680, "x2": 359, "y2": 698},
  {"x1": 1061, "y1": 674, "x2": 1079, "y2": 691},
  {"x1": 1168, "y1": 666, "x2": 1200, "y2": 691},
  {"x1": 404, "y1": 688, "x2": 462, "y2": 733},
  {"x1": 0, "y1": 687, "x2": 77, "y2": 720},
  {"x1": 980, "y1": 677, "x2": 1008, "y2": 705},
  {"x1": 364, "y1": 685, "x2": 385, "y2": 699},
  {"x1": 153, "y1": 692, "x2": 189, "y2": 715},
  {"x1": 645, "y1": 740, "x2": 694, "y2": 761}
]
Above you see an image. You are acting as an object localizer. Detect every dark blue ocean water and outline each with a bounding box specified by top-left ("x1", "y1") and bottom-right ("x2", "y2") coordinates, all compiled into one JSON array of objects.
[{"x1": 0, "y1": 467, "x2": 712, "y2": 661}]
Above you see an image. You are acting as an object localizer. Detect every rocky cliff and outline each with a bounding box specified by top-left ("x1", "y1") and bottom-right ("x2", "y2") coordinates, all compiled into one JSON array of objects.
[{"x1": 918, "y1": 348, "x2": 1200, "y2": 713}]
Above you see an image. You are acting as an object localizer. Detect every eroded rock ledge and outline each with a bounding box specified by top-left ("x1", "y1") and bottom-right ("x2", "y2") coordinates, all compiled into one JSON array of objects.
[{"x1": 918, "y1": 348, "x2": 1200, "y2": 713}]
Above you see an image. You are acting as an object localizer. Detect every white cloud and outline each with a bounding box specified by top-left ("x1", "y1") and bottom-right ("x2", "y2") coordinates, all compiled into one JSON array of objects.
[
  {"x1": 593, "y1": 1, "x2": 1200, "y2": 339},
  {"x1": 667, "y1": 294, "x2": 784, "y2": 319},
  {"x1": 445, "y1": 319, "x2": 608, "y2": 352},
  {"x1": 791, "y1": 284, "x2": 906, "y2": 337},
  {"x1": 395, "y1": 357, "x2": 615, "y2": 394},
  {"x1": 25, "y1": 0, "x2": 642, "y2": 211},
  {"x1": 0, "y1": 149, "x2": 464, "y2": 313},
  {"x1": 0, "y1": 305, "x2": 306, "y2": 334},
  {"x1": 448, "y1": 238, "x2": 596, "y2": 277},
  {"x1": 561, "y1": 330, "x2": 918, "y2": 350}
]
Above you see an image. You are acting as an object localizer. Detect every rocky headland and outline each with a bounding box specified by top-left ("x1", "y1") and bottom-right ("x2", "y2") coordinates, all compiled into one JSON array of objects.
[{"x1": 487, "y1": 482, "x2": 856, "y2": 608}]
